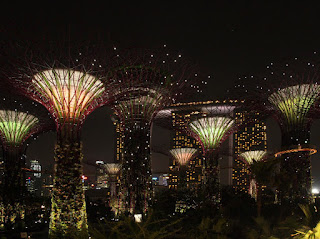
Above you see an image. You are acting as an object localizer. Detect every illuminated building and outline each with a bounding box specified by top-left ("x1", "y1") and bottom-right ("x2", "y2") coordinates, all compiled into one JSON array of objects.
[{"x1": 233, "y1": 110, "x2": 267, "y2": 193}]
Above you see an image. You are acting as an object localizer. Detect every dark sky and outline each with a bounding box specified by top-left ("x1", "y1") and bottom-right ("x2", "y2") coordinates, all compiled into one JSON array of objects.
[{"x1": 2, "y1": 2, "x2": 320, "y2": 186}]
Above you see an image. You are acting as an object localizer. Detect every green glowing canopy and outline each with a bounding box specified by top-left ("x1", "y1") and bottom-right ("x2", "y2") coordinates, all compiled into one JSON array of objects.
[
  {"x1": 0, "y1": 110, "x2": 39, "y2": 145},
  {"x1": 268, "y1": 84, "x2": 320, "y2": 126},
  {"x1": 170, "y1": 147, "x2": 197, "y2": 165},
  {"x1": 240, "y1": 150, "x2": 267, "y2": 165},
  {"x1": 189, "y1": 117, "x2": 234, "y2": 150}
]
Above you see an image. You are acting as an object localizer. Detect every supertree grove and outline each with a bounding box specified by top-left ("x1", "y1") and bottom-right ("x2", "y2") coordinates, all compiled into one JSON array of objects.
[
  {"x1": 6, "y1": 42, "x2": 111, "y2": 237},
  {"x1": 107, "y1": 47, "x2": 202, "y2": 216},
  {"x1": 170, "y1": 147, "x2": 197, "y2": 188}
]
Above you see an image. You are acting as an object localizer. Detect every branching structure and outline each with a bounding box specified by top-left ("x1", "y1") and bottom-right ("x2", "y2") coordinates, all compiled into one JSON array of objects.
[
  {"x1": 170, "y1": 148, "x2": 197, "y2": 188},
  {"x1": 240, "y1": 150, "x2": 267, "y2": 199},
  {"x1": 108, "y1": 47, "x2": 202, "y2": 215},
  {"x1": 187, "y1": 106, "x2": 236, "y2": 207},
  {"x1": 105, "y1": 163, "x2": 121, "y2": 215},
  {"x1": 9, "y1": 43, "x2": 110, "y2": 237}
]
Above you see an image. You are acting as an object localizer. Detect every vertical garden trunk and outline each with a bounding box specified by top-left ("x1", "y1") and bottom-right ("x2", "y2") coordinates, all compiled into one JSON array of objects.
[
  {"x1": 203, "y1": 150, "x2": 220, "y2": 209},
  {"x1": 256, "y1": 182, "x2": 262, "y2": 217},
  {"x1": 121, "y1": 120, "x2": 152, "y2": 215},
  {"x1": 49, "y1": 126, "x2": 87, "y2": 238},
  {"x1": 1, "y1": 147, "x2": 25, "y2": 229},
  {"x1": 279, "y1": 129, "x2": 312, "y2": 204}
]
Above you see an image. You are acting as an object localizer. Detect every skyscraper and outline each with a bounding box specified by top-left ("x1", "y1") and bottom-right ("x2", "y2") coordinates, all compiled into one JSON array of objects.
[{"x1": 233, "y1": 110, "x2": 267, "y2": 193}]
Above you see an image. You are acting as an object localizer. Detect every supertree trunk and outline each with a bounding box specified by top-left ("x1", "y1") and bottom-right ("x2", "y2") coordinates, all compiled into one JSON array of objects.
[
  {"x1": 249, "y1": 178, "x2": 257, "y2": 200},
  {"x1": 1, "y1": 147, "x2": 25, "y2": 229},
  {"x1": 121, "y1": 121, "x2": 152, "y2": 215},
  {"x1": 203, "y1": 150, "x2": 220, "y2": 208},
  {"x1": 279, "y1": 128, "x2": 312, "y2": 204},
  {"x1": 178, "y1": 165, "x2": 188, "y2": 189},
  {"x1": 279, "y1": 151, "x2": 311, "y2": 205},
  {"x1": 49, "y1": 126, "x2": 87, "y2": 238}
]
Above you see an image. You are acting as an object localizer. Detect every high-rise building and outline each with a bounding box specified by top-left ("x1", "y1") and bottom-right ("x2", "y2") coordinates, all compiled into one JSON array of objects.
[
  {"x1": 233, "y1": 110, "x2": 267, "y2": 193},
  {"x1": 159, "y1": 100, "x2": 237, "y2": 190},
  {"x1": 169, "y1": 110, "x2": 203, "y2": 190},
  {"x1": 26, "y1": 159, "x2": 43, "y2": 196},
  {"x1": 96, "y1": 160, "x2": 109, "y2": 189}
]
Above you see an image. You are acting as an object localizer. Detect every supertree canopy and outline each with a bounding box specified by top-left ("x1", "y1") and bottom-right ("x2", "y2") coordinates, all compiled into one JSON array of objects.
[
  {"x1": 240, "y1": 150, "x2": 267, "y2": 199},
  {"x1": 268, "y1": 84, "x2": 320, "y2": 147},
  {"x1": 187, "y1": 105, "x2": 237, "y2": 208},
  {"x1": 6, "y1": 42, "x2": 110, "y2": 237},
  {"x1": 107, "y1": 47, "x2": 203, "y2": 215},
  {"x1": 189, "y1": 117, "x2": 235, "y2": 151},
  {"x1": 240, "y1": 150, "x2": 266, "y2": 166},
  {"x1": 170, "y1": 147, "x2": 197, "y2": 166}
]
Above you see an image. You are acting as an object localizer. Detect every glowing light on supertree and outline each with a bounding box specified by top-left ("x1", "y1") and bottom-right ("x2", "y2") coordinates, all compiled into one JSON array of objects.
[
  {"x1": 108, "y1": 47, "x2": 203, "y2": 215},
  {"x1": 8, "y1": 42, "x2": 110, "y2": 236},
  {"x1": 187, "y1": 106, "x2": 236, "y2": 207},
  {"x1": 105, "y1": 163, "x2": 121, "y2": 215},
  {"x1": 170, "y1": 148, "x2": 197, "y2": 166},
  {"x1": 240, "y1": 150, "x2": 267, "y2": 199}
]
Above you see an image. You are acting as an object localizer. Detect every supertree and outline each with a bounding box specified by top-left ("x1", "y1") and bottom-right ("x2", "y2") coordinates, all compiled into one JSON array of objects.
[
  {"x1": 239, "y1": 150, "x2": 267, "y2": 199},
  {"x1": 240, "y1": 150, "x2": 267, "y2": 216},
  {"x1": 0, "y1": 93, "x2": 53, "y2": 230},
  {"x1": 233, "y1": 54, "x2": 320, "y2": 204},
  {"x1": 169, "y1": 147, "x2": 197, "y2": 189},
  {"x1": 186, "y1": 105, "x2": 237, "y2": 208},
  {"x1": 107, "y1": 46, "x2": 202, "y2": 216},
  {"x1": 4, "y1": 42, "x2": 111, "y2": 237},
  {"x1": 104, "y1": 163, "x2": 121, "y2": 216}
]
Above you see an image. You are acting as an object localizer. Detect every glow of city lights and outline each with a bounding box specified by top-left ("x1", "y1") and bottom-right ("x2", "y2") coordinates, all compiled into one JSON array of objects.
[
  {"x1": 189, "y1": 117, "x2": 235, "y2": 150},
  {"x1": 169, "y1": 148, "x2": 197, "y2": 165},
  {"x1": 240, "y1": 150, "x2": 267, "y2": 165},
  {"x1": 0, "y1": 110, "x2": 39, "y2": 145},
  {"x1": 105, "y1": 163, "x2": 121, "y2": 175},
  {"x1": 268, "y1": 84, "x2": 320, "y2": 126},
  {"x1": 312, "y1": 188, "x2": 319, "y2": 194},
  {"x1": 33, "y1": 69, "x2": 104, "y2": 121}
]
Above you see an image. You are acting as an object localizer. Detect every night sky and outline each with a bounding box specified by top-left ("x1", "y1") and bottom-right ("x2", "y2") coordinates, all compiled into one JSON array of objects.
[{"x1": 1, "y1": 2, "x2": 320, "y2": 186}]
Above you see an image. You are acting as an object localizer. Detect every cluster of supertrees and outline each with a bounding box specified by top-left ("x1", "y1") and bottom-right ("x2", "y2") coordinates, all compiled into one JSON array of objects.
[
  {"x1": 0, "y1": 41, "x2": 202, "y2": 237},
  {"x1": 0, "y1": 39, "x2": 319, "y2": 237},
  {"x1": 233, "y1": 52, "x2": 320, "y2": 205}
]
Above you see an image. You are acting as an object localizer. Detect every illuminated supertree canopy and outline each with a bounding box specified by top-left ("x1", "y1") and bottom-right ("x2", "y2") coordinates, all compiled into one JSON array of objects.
[
  {"x1": 170, "y1": 148, "x2": 197, "y2": 166},
  {"x1": 105, "y1": 163, "x2": 121, "y2": 175},
  {"x1": 6, "y1": 42, "x2": 111, "y2": 237},
  {"x1": 189, "y1": 117, "x2": 235, "y2": 152},
  {"x1": 268, "y1": 84, "x2": 320, "y2": 144},
  {"x1": 105, "y1": 46, "x2": 204, "y2": 215},
  {"x1": 240, "y1": 150, "x2": 267, "y2": 165},
  {"x1": 0, "y1": 110, "x2": 38, "y2": 147}
]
